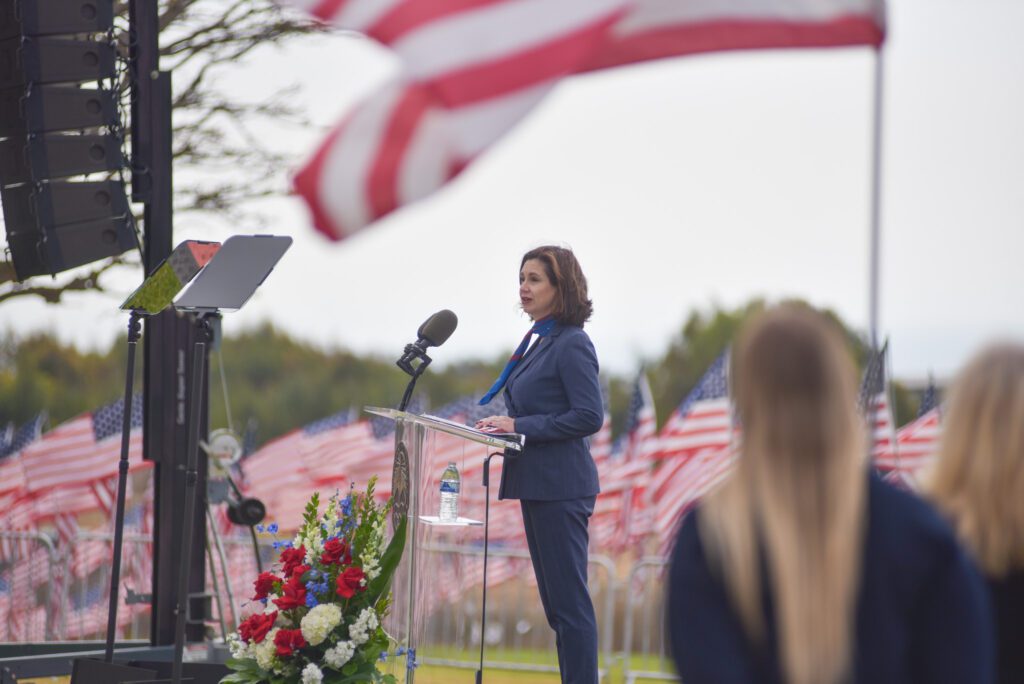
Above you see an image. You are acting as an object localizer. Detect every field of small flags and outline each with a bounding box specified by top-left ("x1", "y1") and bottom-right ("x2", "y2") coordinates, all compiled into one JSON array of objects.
[{"x1": 0, "y1": 344, "x2": 936, "y2": 643}]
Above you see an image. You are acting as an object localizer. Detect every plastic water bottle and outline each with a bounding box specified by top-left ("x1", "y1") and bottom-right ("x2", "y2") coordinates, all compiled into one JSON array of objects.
[{"x1": 439, "y1": 462, "x2": 460, "y2": 522}]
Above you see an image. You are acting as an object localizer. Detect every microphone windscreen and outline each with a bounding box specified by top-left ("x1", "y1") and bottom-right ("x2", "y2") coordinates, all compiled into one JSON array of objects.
[{"x1": 418, "y1": 309, "x2": 458, "y2": 347}]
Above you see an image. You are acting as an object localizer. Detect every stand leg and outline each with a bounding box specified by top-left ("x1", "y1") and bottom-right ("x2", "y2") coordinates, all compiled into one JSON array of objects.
[
  {"x1": 105, "y1": 311, "x2": 142, "y2": 662},
  {"x1": 476, "y1": 453, "x2": 497, "y2": 684},
  {"x1": 172, "y1": 315, "x2": 211, "y2": 684}
]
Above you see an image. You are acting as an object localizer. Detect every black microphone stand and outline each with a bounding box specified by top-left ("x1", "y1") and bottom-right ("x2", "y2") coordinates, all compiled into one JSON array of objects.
[
  {"x1": 475, "y1": 446, "x2": 518, "y2": 684},
  {"x1": 397, "y1": 344, "x2": 431, "y2": 411}
]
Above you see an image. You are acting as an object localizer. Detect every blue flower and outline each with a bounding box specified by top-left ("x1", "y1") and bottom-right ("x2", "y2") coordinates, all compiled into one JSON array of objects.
[
  {"x1": 396, "y1": 647, "x2": 406, "y2": 656},
  {"x1": 256, "y1": 524, "x2": 265, "y2": 533},
  {"x1": 379, "y1": 651, "x2": 388, "y2": 662},
  {"x1": 407, "y1": 648, "x2": 418, "y2": 670},
  {"x1": 272, "y1": 541, "x2": 282, "y2": 550},
  {"x1": 340, "y1": 496, "x2": 352, "y2": 516},
  {"x1": 267, "y1": 523, "x2": 279, "y2": 534},
  {"x1": 305, "y1": 593, "x2": 319, "y2": 608},
  {"x1": 308, "y1": 569, "x2": 319, "y2": 579}
]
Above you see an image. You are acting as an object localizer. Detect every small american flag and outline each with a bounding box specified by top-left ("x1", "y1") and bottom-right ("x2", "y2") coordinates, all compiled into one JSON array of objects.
[
  {"x1": 0, "y1": 413, "x2": 44, "y2": 494},
  {"x1": 20, "y1": 397, "x2": 143, "y2": 493},
  {"x1": 874, "y1": 379, "x2": 941, "y2": 484},
  {"x1": 859, "y1": 341, "x2": 896, "y2": 458},
  {"x1": 651, "y1": 351, "x2": 734, "y2": 553}
]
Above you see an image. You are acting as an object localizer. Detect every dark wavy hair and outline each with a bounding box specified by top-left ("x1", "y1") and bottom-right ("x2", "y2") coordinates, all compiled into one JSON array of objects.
[{"x1": 520, "y1": 245, "x2": 593, "y2": 327}]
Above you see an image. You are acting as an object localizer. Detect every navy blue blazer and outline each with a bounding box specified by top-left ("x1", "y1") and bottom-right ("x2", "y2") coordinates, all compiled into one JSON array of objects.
[
  {"x1": 498, "y1": 323, "x2": 603, "y2": 501},
  {"x1": 668, "y1": 474, "x2": 994, "y2": 683}
]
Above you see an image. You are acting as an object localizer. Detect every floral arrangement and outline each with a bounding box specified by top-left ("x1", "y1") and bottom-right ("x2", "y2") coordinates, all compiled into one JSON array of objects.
[{"x1": 222, "y1": 478, "x2": 407, "y2": 684}]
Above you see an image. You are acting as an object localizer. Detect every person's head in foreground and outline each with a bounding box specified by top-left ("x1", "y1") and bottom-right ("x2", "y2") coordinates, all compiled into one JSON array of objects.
[
  {"x1": 700, "y1": 304, "x2": 866, "y2": 684},
  {"x1": 927, "y1": 342, "x2": 1024, "y2": 578}
]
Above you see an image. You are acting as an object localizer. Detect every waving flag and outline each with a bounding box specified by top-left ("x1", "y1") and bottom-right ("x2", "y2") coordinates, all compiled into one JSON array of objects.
[
  {"x1": 651, "y1": 351, "x2": 734, "y2": 551},
  {"x1": 290, "y1": 0, "x2": 886, "y2": 239},
  {"x1": 0, "y1": 414, "x2": 45, "y2": 495},
  {"x1": 858, "y1": 341, "x2": 895, "y2": 458},
  {"x1": 875, "y1": 379, "x2": 941, "y2": 484},
  {"x1": 19, "y1": 397, "x2": 143, "y2": 493}
]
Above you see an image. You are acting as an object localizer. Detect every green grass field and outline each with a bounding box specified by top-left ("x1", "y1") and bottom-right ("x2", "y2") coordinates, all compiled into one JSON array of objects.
[{"x1": 20, "y1": 650, "x2": 677, "y2": 684}]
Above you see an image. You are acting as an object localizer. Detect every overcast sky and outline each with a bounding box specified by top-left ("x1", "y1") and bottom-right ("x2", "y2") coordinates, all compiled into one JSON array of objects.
[{"x1": 2, "y1": 0, "x2": 1021, "y2": 387}]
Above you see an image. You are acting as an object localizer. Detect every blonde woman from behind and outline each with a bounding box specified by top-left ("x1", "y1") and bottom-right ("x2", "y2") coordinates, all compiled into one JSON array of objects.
[
  {"x1": 927, "y1": 343, "x2": 1024, "y2": 684},
  {"x1": 666, "y1": 304, "x2": 994, "y2": 684}
]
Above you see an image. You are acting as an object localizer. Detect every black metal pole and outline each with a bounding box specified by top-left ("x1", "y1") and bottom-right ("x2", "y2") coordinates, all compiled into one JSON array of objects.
[
  {"x1": 475, "y1": 452, "x2": 500, "y2": 684},
  {"x1": 103, "y1": 310, "x2": 143, "y2": 662},
  {"x1": 171, "y1": 314, "x2": 211, "y2": 684}
]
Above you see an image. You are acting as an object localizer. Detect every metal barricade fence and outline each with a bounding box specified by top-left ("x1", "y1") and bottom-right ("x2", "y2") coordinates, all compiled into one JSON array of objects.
[
  {"x1": 2, "y1": 526, "x2": 683, "y2": 684},
  {"x1": 61, "y1": 531, "x2": 154, "y2": 641},
  {"x1": 620, "y1": 556, "x2": 679, "y2": 684},
  {"x1": 0, "y1": 531, "x2": 60, "y2": 642},
  {"x1": 416, "y1": 542, "x2": 617, "y2": 681}
]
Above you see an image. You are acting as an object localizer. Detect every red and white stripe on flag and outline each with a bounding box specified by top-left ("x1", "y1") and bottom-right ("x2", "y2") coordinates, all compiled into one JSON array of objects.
[
  {"x1": 867, "y1": 391, "x2": 896, "y2": 457},
  {"x1": 874, "y1": 406, "x2": 941, "y2": 482},
  {"x1": 289, "y1": 0, "x2": 885, "y2": 239}
]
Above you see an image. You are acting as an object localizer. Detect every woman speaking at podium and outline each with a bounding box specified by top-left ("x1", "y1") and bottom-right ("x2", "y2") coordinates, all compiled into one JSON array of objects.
[{"x1": 476, "y1": 245, "x2": 603, "y2": 684}]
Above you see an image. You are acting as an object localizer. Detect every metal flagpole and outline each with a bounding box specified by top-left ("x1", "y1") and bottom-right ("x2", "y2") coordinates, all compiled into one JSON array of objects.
[{"x1": 868, "y1": 46, "x2": 886, "y2": 353}]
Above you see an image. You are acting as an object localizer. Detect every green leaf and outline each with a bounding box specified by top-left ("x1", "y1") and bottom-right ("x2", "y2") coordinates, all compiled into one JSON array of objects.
[{"x1": 366, "y1": 516, "x2": 406, "y2": 607}]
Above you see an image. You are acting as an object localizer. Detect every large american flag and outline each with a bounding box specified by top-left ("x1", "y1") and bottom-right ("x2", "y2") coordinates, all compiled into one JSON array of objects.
[
  {"x1": 288, "y1": 0, "x2": 886, "y2": 239},
  {"x1": 859, "y1": 341, "x2": 896, "y2": 458}
]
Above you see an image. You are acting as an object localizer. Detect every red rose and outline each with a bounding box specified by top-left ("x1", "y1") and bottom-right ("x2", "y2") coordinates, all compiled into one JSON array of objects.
[
  {"x1": 252, "y1": 572, "x2": 280, "y2": 600},
  {"x1": 290, "y1": 564, "x2": 311, "y2": 580},
  {"x1": 336, "y1": 566, "x2": 367, "y2": 599},
  {"x1": 320, "y1": 538, "x2": 350, "y2": 566},
  {"x1": 278, "y1": 547, "x2": 306, "y2": 577},
  {"x1": 273, "y1": 627, "x2": 307, "y2": 657},
  {"x1": 272, "y1": 575, "x2": 307, "y2": 611},
  {"x1": 238, "y1": 611, "x2": 277, "y2": 643}
]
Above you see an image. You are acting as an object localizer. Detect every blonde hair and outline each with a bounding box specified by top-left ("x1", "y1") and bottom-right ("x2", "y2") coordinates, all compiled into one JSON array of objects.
[
  {"x1": 700, "y1": 305, "x2": 867, "y2": 684},
  {"x1": 927, "y1": 343, "x2": 1024, "y2": 577}
]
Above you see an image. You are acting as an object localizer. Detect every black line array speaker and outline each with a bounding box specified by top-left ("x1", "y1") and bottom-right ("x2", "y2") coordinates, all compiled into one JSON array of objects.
[{"x1": 0, "y1": 0, "x2": 137, "y2": 280}]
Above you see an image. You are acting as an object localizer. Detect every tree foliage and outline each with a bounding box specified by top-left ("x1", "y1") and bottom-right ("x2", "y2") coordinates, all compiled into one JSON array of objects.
[{"x1": 1, "y1": 300, "x2": 921, "y2": 450}]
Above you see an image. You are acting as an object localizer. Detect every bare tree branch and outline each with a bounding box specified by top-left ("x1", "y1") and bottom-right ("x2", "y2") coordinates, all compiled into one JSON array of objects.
[{"x1": 2, "y1": 0, "x2": 327, "y2": 303}]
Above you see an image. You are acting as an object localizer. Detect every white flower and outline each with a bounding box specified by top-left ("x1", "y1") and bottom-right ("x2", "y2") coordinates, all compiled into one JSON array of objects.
[
  {"x1": 300, "y1": 603, "x2": 343, "y2": 646},
  {"x1": 348, "y1": 607, "x2": 379, "y2": 645},
  {"x1": 301, "y1": 663, "x2": 324, "y2": 684},
  {"x1": 324, "y1": 640, "x2": 355, "y2": 668},
  {"x1": 254, "y1": 628, "x2": 279, "y2": 671},
  {"x1": 303, "y1": 525, "x2": 324, "y2": 563},
  {"x1": 226, "y1": 632, "x2": 249, "y2": 659}
]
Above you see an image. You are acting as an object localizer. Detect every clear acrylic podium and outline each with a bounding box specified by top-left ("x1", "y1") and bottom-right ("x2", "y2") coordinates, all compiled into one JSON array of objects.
[{"x1": 364, "y1": 407, "x2": 523, "y2": 683}]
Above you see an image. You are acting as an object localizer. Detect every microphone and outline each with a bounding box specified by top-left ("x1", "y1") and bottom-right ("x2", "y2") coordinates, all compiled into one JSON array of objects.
[
  {"x1": 397, "y1": 309, "x2": 458, "y2": 376},
  {"x1": 417, "y1": 309, "x2": 458, "y2": 348}
]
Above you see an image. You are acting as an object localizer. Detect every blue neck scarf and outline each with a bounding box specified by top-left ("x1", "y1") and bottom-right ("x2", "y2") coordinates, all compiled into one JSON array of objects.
[{"x1": 479, "y1": 318, "x2": 556, "y2": 405}]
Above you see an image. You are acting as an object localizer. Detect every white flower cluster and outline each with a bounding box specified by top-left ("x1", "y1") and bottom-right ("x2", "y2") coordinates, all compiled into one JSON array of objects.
[
  {"x1": 301, "y1": 663, "x2": 324, "y2": 684},
  {"x1": 253, "y1": 628, "x2": 279, "y2": 671},
  {"x1": 226, "y1": 632, "x2": 250, "y2": 659},
  {"x1": 324, "y1": 640, "x2": 355, "y2": 668},
  {"x1": 323, "y1": 497, "x2": 340, "y2": 535},
  {"x1": 300, "y1": 603, "x2": 343, "y2": 646},
  {"x1": 360, "y1": 519, "x2": 387, "y2": 580},
  {"x1": 348, "y1": 607, "x2": 379, "y2": 646}
]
